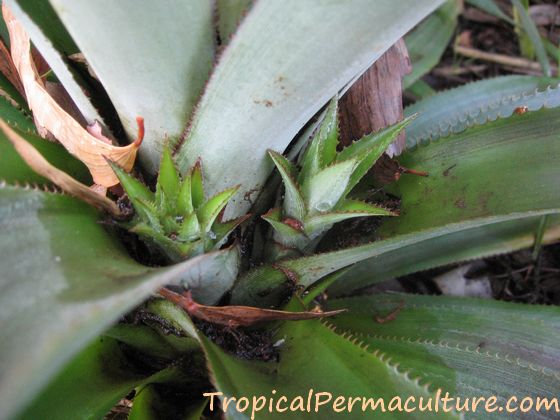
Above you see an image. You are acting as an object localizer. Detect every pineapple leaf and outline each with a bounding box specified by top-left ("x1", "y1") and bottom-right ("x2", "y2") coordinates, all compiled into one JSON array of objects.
[
  {"x1": 109, "y1": 161, "x2": 154, "y2": 204},
  {"x1": 404, "y1": 75, "x2": 560, "y2": 147},
  {"x1": 262, "y1": 208, "x2": 307, "y2": 249},
  {"x1": 177, "y1": 173, "x2": 194, "y2": 216},
  {"x1": 304, "y1": 159, "x2": 357, "y2": 215},
  {"x1": 0, "y1": 185, "x2": 239, "y2": 419},
  {"x1": 156, "y1": 145, "x2": 181, "y2": 204},
  {"x1": 190, "y1": 161, "x2": 205, "y2": 210},
  {"x1": 4, "y1": 0, "x2": 105, "y2": 126},
  {"x1": 298, "y1": 96, "x2": 338, "y2": 184},
  {"x1": 268, "y1": 150, "x2": 306, "y2": 221},
  {"x1": 212, "y1": 214, "x2": 251, "y2": 248},
  {"x1": 177, "y1": 213, "x2": 201, "y2": 243},
  {"x1": 174, "y1": 0, "x2": 446, "y2": 217},
  {"x1": 403, "y1": 0, "x2": 461, "y2": 88},
  {"x1": 337, "y1": 116, "x2": 414, "y2": 195},
  {"x1": 216, "y1": 0, "x2": 252, "y2": 43},
  {"x1": 332, "y1": 215, "x2": 560, "y2": 295},
  {"x1": 1, "y1": 121, "x2": 90, "y2": 186},
  {"x1": 199, "y1": 316, "x2": 459, "y2": 420},
  {"x1": 47, "y1": 0, "x2": 215, "y2": 172},
  {"x1": 232, "y1": 107, "x2": 560, "y2": 307},
  {"x1": 197, "y1": 186, "x2": 239, "y2": 234},
  {"x1": 336, "y1": 199, "x2": 397, "y2": 215},
  {"x1": 511, "y1": 0, "x2": 551, "y2": 77},
  {"x1": 305, "y1": 202, "x2": 395, "y2": 235},
  {"x1": 328, "y1": 293, "x2": 560, "y2": 405},
  {"x1": 19, "y1": 337, "x2": 187, "y2": 420}
]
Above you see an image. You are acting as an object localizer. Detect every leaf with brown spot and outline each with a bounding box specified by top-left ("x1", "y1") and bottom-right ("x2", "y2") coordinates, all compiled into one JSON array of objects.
[
  {"x1": 158, "y1": 288, "x2": 345, "y2": 327},
  {"x1": 0, "y1": 119, "x2": 120, "y2": 216},
  {"x1": 2, "y1": 4, "x2": 141, "y2": 187}
]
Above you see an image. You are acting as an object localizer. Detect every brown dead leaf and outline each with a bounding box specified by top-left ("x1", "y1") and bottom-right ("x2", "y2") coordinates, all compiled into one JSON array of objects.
[
  {"x1": 0, "y1": 119, "x2": 120, "y2": 216},
  {"x1": 158, "y1": 288, "x2": 346, "y2": 328},
  {"x1": 2, "y1": 4, "x2": 141, "y2": 187}
]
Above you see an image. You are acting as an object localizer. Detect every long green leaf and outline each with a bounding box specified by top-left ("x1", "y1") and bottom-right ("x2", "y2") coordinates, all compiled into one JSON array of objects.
[
  {"x1": 48, "y1": 0, "x2": 215, "y2": 172},
  {"x1": 231, "y1": 107, "x2": 560, "y2": 306},
  {"x1": 19, "y1": 337, "x2": 189, "y2": 419},
  {"x1": 200, "y1": 318, "x2": 457, "y2": 419},
  {"x1": 0, "y1": 94, "x2": 35, "y2": 133},
  {"x1": 405, "y1": 75, "x2": 560, "y2": 146},
  {"x1": 465, "y1": 0, "x2": 514, "y2": 24},
  {"x1": 175, "y1": 0, "x2": 445, "y2": 218},
  {"x1": 268, "y1": 150, "x2": 306, "y2": 221},
  {"x1": 328, "y1": 293, "x2": 560, "y2": 419},
  {"x1": 404, "y1": 0, "x2": 461, "y2": 88},
  {"x1": 0, "y1": 186, "x2": 235, "y2": 419},
  {"x1": 511, "y1": 0, "x2": 551, "y2": 77},
  {"x1": 331, "y1": 216, "x2": 560, "y2": 294}
]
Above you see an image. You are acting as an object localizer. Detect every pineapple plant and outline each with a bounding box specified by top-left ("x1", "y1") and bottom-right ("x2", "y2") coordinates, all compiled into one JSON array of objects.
[{"x1": 0, "y1": 0, "x2": 559, "y2": 418}]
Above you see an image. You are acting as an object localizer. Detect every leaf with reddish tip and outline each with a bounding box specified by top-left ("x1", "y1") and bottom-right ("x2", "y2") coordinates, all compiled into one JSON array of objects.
[{"x1": 262, "y1": 207, "x2": 307, "y2": 249}]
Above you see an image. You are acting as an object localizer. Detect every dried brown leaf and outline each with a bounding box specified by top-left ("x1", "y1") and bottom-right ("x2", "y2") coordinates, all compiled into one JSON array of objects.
[
  {"x1": 0, "y1": 119, "x2": 120, "y2": 216},
  {"x1": 2, "y1": 4, "x2": 141, "y2": 187},
  {"x1": 158, "y1": 288, "x2": 345, "y2": 327}
]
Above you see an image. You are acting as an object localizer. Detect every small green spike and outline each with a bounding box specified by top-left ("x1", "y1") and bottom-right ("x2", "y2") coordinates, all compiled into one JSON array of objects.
[
  {"x1": 318, "y1": 97, "x2": 339, "y2": 167},
  {"x1": 262, "y1": 208, "x2": 307, "y2": 249},
  {"x1": 130, "y1": 223, "x2": 183, "y2": 261},
  {"x1": 197, "y1": 186, "x2": 240, "y2": 233},
  {"x1": 268, "y1": 150, "x2": 306, "y2": 221},
  {"x1": 336, "y1": 199, "x2": 396, "y2": 215},
  {"x1": 108, "y1": 161, "x2": 153, "y2": 204},
  {"x1": 112, "y1": 154, "x2": 241, "y2": 261},
  {"x1": 132, "y1": 199, "x2": 164, "y2": 232},
  {"x1": 299, "y1": 96, "x2": 339, "y2": 184},
  {"x1": 191, "y1": 160, "x2": 205, "y2": 209},
  {"x1": 304, "y1": 159, "x2": 357, "y2": 215},
  {"x1": 177, "y1": 174, "x2": 193, "y2": 215},
  {"x1": 156, "y1": 145, "x2": 180, "y2": 202},
  {"x1": 177, "y1": 213, "x2": 200, "y2": 242},
  {"x1": 338, "y1": 116, "x2": 414, "y2": 195},
  {"x1": 212, "y1": 214, "x2": 251, "y2": 248}
]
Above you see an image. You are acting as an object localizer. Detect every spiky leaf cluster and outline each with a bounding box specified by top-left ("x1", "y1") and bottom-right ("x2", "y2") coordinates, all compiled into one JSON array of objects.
[
  {"x1": 264, "y1": 98, "x2": 412, "y2": 257},
  {"x1": 111, "y1": 147, "x2": 246, "y2": 262}
]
